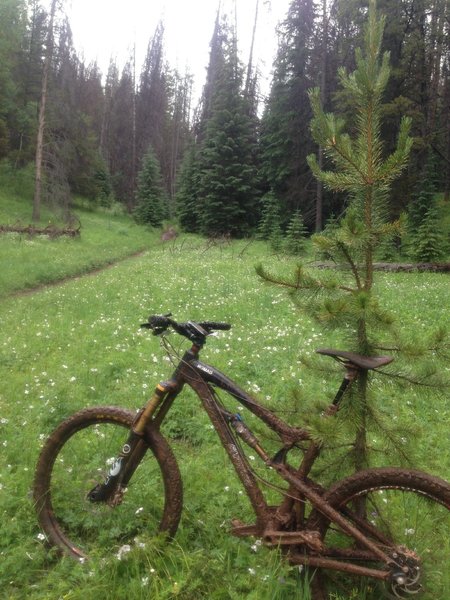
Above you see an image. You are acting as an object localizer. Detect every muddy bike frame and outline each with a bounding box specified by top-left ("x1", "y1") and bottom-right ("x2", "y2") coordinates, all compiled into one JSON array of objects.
[{"x1": 99, "y1": 317, "x2": 398, "y2": 583}]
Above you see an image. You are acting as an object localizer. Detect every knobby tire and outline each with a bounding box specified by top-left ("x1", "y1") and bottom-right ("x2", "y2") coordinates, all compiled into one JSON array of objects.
[
  {"x1": 34, "y1": 406, "x2": 183, "y2": 560},
  {"x1": 309, "y1": 467, "x2": 450, "y2": 599}
]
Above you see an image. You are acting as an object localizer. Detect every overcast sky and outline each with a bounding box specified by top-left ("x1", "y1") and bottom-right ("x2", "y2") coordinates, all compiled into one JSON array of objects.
[{"x1": 65, "y1": 0, "x2": 291, "y2": 101}]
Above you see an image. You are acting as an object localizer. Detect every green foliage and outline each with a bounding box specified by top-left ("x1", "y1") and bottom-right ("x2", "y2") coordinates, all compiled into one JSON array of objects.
[
  {"x1": 94, "y1": 161, "x2": 115, "y2": 208},
  {"x1": 0, "y1": 118, "x2": 8, "y2": 159},
  {"x1": 284, "y1": 211, "x2": 308, "y2": 255},
  {"x1": 407, "y1": 154, "x2": 448, "y2": 262},
  {"x1": 304, "y1": 2, "x2": 412, "y2": 342},
  {"x1": 0, "y1": 159, "x2": 35, "y2": 200},
  {"x1": 409, "y1": 203, "x2": 448, "y2": 262},
  {"x1": 179, "y1": 20, "x2": 261, "y2": 237},
  {"x1": 408, "y1": 154, "x2": 438, "y2": 231},
  {"x1": 0, "y1": 217, "x2": 448, "y2": 599},
  {"x1": 260, "y1": 0, "x2": 316, "y2": 219},
  {"x1": 176, "y1": 143, "x2": 201, "y2": 232},
  {"x1": 258, "y1": 3, "x2": 423, "y2": 473},
  {"x1": 257, "y1": 192, "x2": 283, "y2": 250},
  {"x1": 133, "y1": 146, "x2": 167, "y2": 227},
  {"x1": 0, "y1": 0, "x2": 28, "y2": 155}
]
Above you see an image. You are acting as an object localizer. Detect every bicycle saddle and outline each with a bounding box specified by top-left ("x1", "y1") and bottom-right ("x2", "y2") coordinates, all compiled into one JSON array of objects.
[{"x1": 316, "y1": 348, "x2": 393, "y2": 370}]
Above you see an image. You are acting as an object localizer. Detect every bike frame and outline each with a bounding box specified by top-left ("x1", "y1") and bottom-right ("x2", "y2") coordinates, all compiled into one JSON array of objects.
[{"x1": 128, "y1": 339, "x2": 392, "y2": 581}]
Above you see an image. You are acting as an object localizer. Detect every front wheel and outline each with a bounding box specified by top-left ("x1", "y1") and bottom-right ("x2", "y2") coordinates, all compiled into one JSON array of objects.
[
  {"x1": 34, "y1": 406, "x2": 183, "y2": 560},
  {"x1": 310, "y1": 468, "x2": 450, "y2": 599}
]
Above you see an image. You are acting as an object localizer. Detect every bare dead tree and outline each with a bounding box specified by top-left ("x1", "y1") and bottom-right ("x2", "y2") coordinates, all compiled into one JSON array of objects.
[
  {"x1": 315, "y1": 0, "x2": 327, "y2": 233},
  {"x1": 245, "y1": 0, "x2": 259, "y2": 97},
  {"x1": 33, "y1": 0, "x2": 58, "y2": 222}
]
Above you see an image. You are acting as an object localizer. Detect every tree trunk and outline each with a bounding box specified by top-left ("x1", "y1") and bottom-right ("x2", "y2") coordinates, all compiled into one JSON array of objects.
[
  {"x1": 354, "y1": 370, "x2": 368, "y2": 471},
  {"x1": 426, "y1": 0, "x2": 445, "y2": 138},
  {"x1": 245, "y1": 0, "x2": 259, "y2": 97},
  {"x1": 32, "y1": 0, "x2": 57, "y2": 222},
  {"x1": 315, "y1": 0, "x2": 327, "y2": 232}
]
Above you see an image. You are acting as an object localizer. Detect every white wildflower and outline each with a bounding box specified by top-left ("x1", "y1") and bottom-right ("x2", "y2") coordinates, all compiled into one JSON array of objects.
[{"x1": 116, "y1": 544, "x2": 132, "y2": 560}]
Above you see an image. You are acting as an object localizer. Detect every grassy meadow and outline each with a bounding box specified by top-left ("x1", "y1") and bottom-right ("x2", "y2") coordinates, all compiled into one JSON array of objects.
[
  {"x1": 0, "y1": 192, "x2": 449, "y2": 599},
  {"x1": 0, "y1": 164, "x2": 159, "y2": 297}
]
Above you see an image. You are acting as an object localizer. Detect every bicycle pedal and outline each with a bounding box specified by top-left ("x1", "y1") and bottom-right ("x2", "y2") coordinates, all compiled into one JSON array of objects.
[{"x1": 230, "y1": 519, "x2": 261, "y2": 537}]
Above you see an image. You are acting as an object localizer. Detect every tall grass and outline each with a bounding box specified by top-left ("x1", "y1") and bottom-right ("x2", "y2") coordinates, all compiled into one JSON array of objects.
[
  {"x1": 0, "y1": 188, "x2": 449, "y2": 598},
  {"x1": 0, "y1": 233, "x2": 449, "y2": 599}
]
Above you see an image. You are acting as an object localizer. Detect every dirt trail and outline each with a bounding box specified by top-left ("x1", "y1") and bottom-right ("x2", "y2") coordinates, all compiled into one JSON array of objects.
[{"x1": 9, "y1": 249, "x2": 147, "y2": 298}]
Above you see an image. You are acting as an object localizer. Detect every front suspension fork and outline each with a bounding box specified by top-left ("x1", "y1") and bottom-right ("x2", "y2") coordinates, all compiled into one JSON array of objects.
[{"x1": 88, "y1": 380, "x2": 178, "y2": 503}]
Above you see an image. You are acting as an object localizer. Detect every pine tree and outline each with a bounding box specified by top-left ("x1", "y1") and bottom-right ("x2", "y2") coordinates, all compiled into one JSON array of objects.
[
  {"x1": 407, "y1": 152, "x2": 448, "y2": 261},
  {"x1": 33, "y1": 0, "x2": 58, "y2": 222},
  {"x1": 136, "y1": 22, "x2": 169, "y2": 180},
  {"x1": 257, "y1": 192, "x2": 282, "y2": 241},
  {"x1": 258, "y1": 1, "x2": 415, "y2": 474},
  {"x1": 108, "y1": 62, "x2": 135, "y2": 209},
  {"x1": 176, "y1": 143, "x2": 200, "y2": 232},
  {"x1": 284, "y1": 210, "x2": 308, "y2": 254},
  {"x1": 94, "y1": 160, "x2": 114, "y2": 207},
  {"x1": 257, "y1": 192, "x2": 284, "y2": 250},
  {"x1": 134, "y1": 146, "x2": 166, "y2": 227},
  {"x1": 195, "y1": 20, "x2": 260, "y2": 237},
  {"x1": 408, "y1": 153, "x2": 438, "y2": 233},
  {"x1": 411, "y1": 203, "x2": 447, "y2": 262},
  {"x1": 260, "y1": 0, "x2": 317, "y2": 224}
]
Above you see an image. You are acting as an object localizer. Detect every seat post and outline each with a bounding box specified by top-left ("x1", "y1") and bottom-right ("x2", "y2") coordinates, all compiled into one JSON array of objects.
[{"x1": 331, "y1": 363, "x2": 359, "y2": 407}]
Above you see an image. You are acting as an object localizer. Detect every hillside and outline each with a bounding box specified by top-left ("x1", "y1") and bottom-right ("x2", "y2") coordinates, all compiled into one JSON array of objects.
[{"x1": 0, "y1": 168, "x2": 160, "y2": 297}]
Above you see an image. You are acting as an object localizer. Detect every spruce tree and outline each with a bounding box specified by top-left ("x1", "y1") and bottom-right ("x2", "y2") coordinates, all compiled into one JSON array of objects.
[
  {"x1": 134, "y1": 146, "x2": 166, "y2": 227},
  {"x1": 176, "y1": 143, "x2": 201, "y2": 232},
  {"x1": 410, "y1": 203, "x2": 447, "y2": 262},
  {"x1": 258, "y1": 1, "x2": 416, "y2": 474},
  {"x1": 257, "y1": 192, "x2": 283, "y2": 246},
  {"x1": 407, "y1": 153, "x2": 447, "y2": 262},
  {"x1": 284, "y1": 210, "x2": 308, "y2": 255},
  {"x1": 196, "y1": 23, "x2": 260, "y2": 237},
  {"x1": 108, "y1": 62, "x2": 135, "y2": 209},
  {"x1": 260, "y1": 0, "x2": 317, "y2": 222}
]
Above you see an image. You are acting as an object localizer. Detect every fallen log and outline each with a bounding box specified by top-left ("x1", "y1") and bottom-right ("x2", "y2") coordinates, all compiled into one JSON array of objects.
[
  {"x1": 312, "y1": 261, "x2": 450, "y2": 273},
  {"x1": 0, "y1": 221, "x2": 81, "y2": 238}
]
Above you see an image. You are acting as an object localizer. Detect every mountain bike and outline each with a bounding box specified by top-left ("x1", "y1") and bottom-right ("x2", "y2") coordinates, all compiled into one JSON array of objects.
[{"x1": 34, "y1": 314, "x2": 450, "y2": 599}]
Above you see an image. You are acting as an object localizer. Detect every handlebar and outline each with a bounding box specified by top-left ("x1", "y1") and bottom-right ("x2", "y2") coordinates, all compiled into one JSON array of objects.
[{"x1": 140, "y1": 313, "x2": 231, "y2": 345}]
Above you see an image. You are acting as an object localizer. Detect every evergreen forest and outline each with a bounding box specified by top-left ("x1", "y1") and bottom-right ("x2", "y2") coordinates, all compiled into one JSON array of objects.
[
  {"x1": 1, "y1": 3, "x2": 450, "y2": 598},
  {"x1": 1, "y1": 0, "x2": 450, "y2": 253}
]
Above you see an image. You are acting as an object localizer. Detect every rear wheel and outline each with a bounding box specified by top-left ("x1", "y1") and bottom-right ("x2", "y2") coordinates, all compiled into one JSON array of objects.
[
  {"x1": 34, "y1": 406, "x2": 182, "y2": 560},
  {"x1": 310, "y1": 468, "x2": 450, "y2": 599}
]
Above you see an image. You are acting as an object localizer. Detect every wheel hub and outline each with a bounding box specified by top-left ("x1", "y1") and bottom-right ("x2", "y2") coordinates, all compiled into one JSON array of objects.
[{"x1": 389, "y1": 548, "x2": 422, "y2": 597}]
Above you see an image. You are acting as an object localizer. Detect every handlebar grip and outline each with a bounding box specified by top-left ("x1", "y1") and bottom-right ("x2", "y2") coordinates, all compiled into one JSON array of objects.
[
  {"x1": 149, "y1": 314, "x2": 172, "y2": 328},
  {"x1": 140, "y1": 313, "x2": 173, "y2": 332}
]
